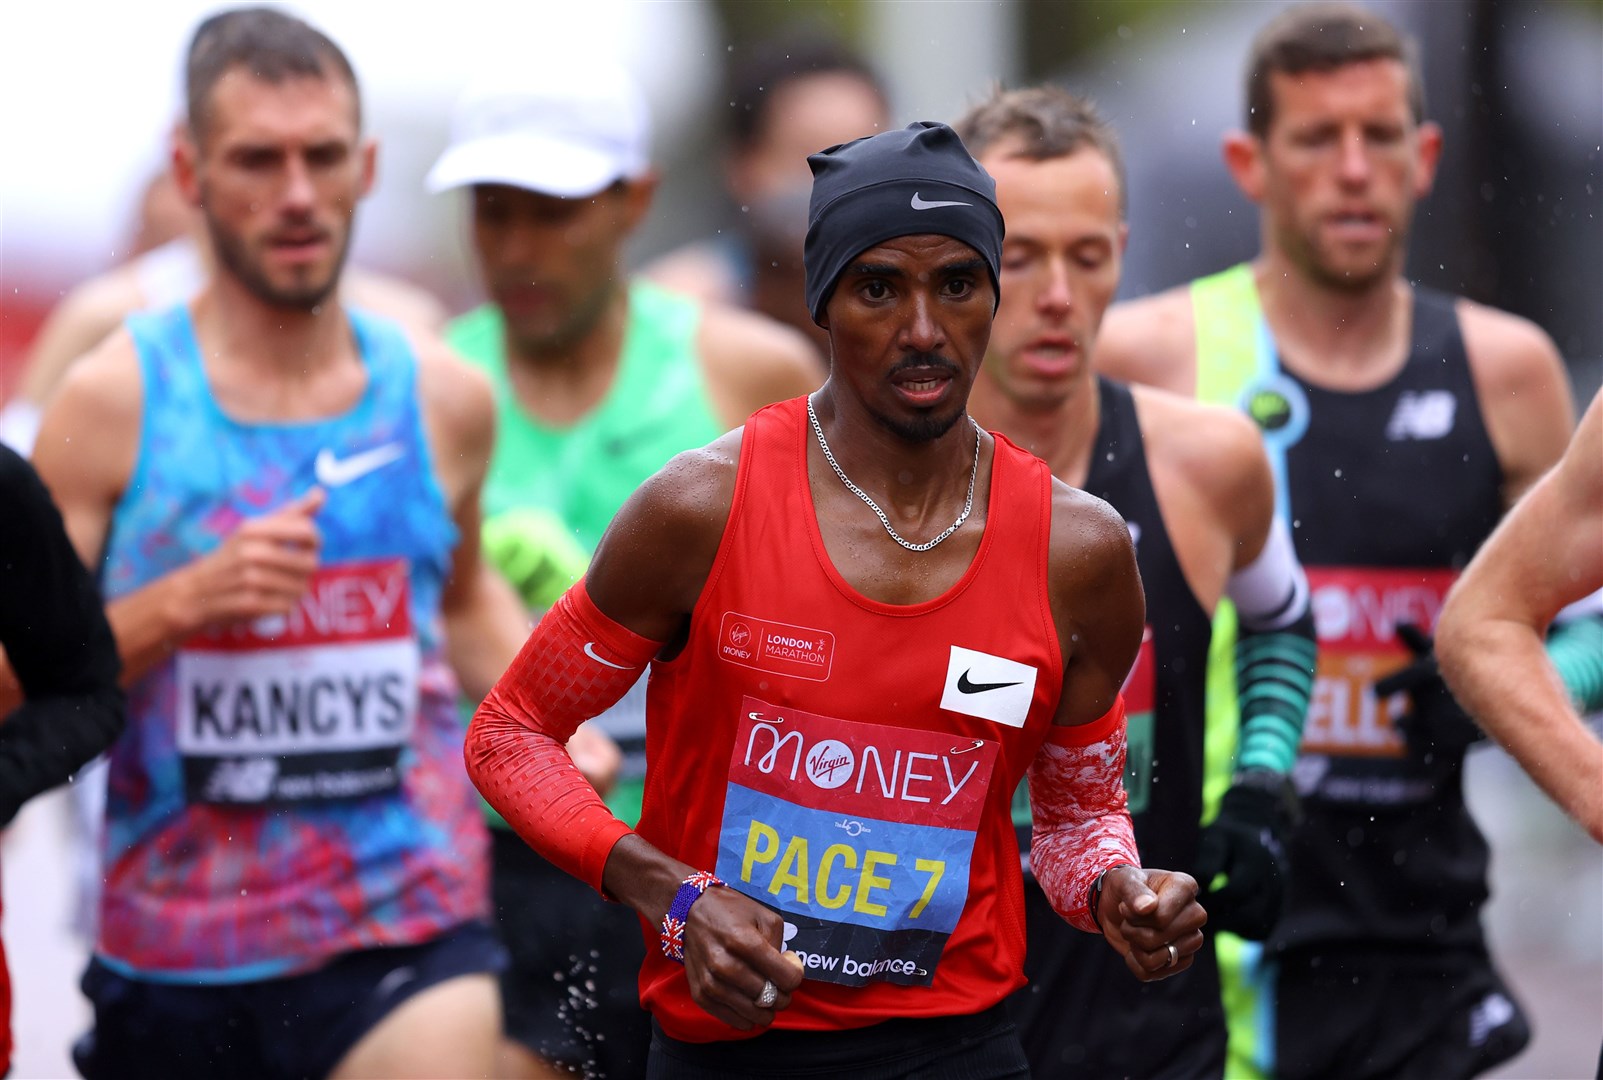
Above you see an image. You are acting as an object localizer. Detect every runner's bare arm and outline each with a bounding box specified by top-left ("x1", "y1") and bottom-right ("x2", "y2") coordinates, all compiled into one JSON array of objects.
[
  {"x1": 1033, "y1": 484, "x2": 1207, "y2": 979},
  {"x1": 1094, "y1": 287, "x2": 1199, "y2": 397},
  {"x1": 697, "y1": 304, "x2": 825, "y2": 429},
  {"x1": 13, "y1": 264, "x2": 145, "y2": 408},
  {"x1": 1214, "y1": 410, "x2": 1275, "y2": 572},
  {"x1": 594, "y1": 432, "x2": 804, "y2": 1028},
  {"x1": 29, "y1": 333, "x2": 323, "y2": 686},
  {"x1": 468, "y1": 430, "x2": 802, "y2": 1030},
  {"x1": 417, "y1": 340, "x2": 531, "y2": 701},
  {"x1": 582, "y1": 431, "x2": 743, "y2": 643},
  {"x1": 416, "y1": 334, "x2": 625, "y2": 784},
  {"x1": 1046, "y1": 482, "x2": 1144, "y2": 727},
  {"x1": 1029, "y1": 486, "x2": 1142, "y2": 929},
  {"x1": 1139, "y1": 389, "x2": 1275, "y2": 609},
  {"x1": 1161, "y1": 396, "x2": 1313, "y2": 937},
  {"x1": 1459, "y1": 299, "x2": 1575, "y2": 507},
  {"x1": 1437, "y1": 391, "x2": 1603, "y2": 842}
]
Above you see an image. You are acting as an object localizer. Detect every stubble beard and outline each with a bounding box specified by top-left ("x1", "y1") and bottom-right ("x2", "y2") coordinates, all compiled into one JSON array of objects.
[
  {"x1": 866, "y1": 400, "x2": 968, "y2": 444},
  {"x1": 863, "y1": 352, "x2": 972, "y2": 443},
  {"x1": 504, "y1": 278, "x2": 617, "y2": 361},
  {"x1": 1283, "y1": 213, "x2": 1406, "y2": 295},
  {"x1": 205, "y1": 208, "x2": 348, "y2": 311}
]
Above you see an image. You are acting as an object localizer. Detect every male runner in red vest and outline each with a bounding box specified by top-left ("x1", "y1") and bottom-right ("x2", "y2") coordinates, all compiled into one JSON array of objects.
[{"x1": 468, "y1": 121, "x2": 1206, "y2": 1077}]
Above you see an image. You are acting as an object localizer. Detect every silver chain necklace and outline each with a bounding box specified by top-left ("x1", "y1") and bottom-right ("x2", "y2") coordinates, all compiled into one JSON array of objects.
[{"x1": 806, "y1": 395, "x2": 982, "y2": 553}]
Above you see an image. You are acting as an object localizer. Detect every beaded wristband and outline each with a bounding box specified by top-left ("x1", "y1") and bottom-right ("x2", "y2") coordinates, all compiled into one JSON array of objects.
[{"x1": 660, "y1": 870, "x2": 726, "y2": 963}]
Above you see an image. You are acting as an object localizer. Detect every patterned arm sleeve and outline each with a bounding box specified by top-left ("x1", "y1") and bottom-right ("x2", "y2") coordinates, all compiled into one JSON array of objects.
[{"x1": 1028, "y1": 697, "x2": 1142, "y2": 933}]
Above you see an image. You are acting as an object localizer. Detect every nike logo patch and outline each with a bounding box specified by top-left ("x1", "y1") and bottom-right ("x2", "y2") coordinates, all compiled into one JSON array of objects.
[
  {"x1": 956, "y1": 670, "x2": 1022, "y2": 694},
  {"x1": 315, "y1": 443, "x2": 405, "y2": 487},
  {"x1": 584, "y1": 641, "x2": 631, "y2": 670},
  {"x1": 940, "y1": 646, "x2": 1037, "y2": 728},
  {"x1": 910, "y1": 192, "x2": 972, "y2": 210}
]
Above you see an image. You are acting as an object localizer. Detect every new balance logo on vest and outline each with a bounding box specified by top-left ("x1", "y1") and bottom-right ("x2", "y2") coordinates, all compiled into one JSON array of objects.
[
  {"x1": 1385, "y1": 390, "x2": 1457, "y2": 441},
  {"x1": 940, "y1": 646, "x2": 1037, "y2": 727}
]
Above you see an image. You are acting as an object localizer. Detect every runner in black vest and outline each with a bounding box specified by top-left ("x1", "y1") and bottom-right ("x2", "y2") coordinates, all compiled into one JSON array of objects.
[
  {"x1": 959, "y1": 88, "x2": 1316, "y2": 1078},
  {"x1": 1258, "y1": 289, "x2": 1538, "y2": 1076},
  {"x1": 1010, "y1": 380, "x2": 1224, "y2": 1077},
  {"x1": 1274, "y1": 289, "x2": 1498, "y2": 945},
  {"x1": 1097, "y1": 8, "x2": 1579, "y2": 1077}
]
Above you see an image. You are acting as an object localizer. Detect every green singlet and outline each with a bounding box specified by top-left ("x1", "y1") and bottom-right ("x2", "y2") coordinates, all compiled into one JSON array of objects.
[{"x1": 448, "y1": 280, "x2": 723, "y2": 826}]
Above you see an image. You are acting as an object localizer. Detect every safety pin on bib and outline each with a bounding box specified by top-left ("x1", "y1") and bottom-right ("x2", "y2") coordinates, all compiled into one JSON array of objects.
[{"x1": 949, "y1": 739, "x2": 984, "y2": 755}]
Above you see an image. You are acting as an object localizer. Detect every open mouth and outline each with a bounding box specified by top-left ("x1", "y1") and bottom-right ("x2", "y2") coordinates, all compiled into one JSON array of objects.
[
  {"x1": 1020, "y1": 335, "x2": 1080, "y2": 377},
  {"x1": 891, "y1": 368, "x2": 955, "y2": 407},
  {"x1": 1324, "y1": 210, "x2": 1388, "y2": 242},
  {"x1": 267, "y1": 231, "x2": 331, "y2": 262}
]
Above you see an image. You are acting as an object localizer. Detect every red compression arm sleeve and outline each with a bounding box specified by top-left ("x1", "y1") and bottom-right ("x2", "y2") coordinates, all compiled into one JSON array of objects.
[
  {"x1": 1028, "y1": 696, "x2": 1142, "y2": 933},
  {"x1": 465, "y1": 582, "x2": 662, "y2": 894}
]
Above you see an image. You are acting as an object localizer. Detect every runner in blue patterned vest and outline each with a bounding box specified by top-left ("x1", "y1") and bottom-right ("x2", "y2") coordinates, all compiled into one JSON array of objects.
[
  {"x1": 960, "y1": 86, "x2": 1316, "y2": 1080},
  {"x1": 1098, "y1": 6, "x2": 1579, "y2": 1078},
  {"x1": 21, "y1": 10, "x2": 531, "y2": 1080}
]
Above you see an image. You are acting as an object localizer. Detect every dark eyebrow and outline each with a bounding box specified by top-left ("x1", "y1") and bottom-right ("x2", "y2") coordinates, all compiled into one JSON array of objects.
[
  {"x1": 848, "y1": 262, "x2": 903, "y2": 278},
  {"x1": 847, "y1": 257, "x2": 987, "y2": 278},
  {"x1": 941, "y1": 258, "x2": 986, "y2": 277}
]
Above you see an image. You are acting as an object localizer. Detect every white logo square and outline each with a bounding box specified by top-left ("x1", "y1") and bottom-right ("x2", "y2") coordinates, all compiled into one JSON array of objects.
[{"x1": 940, "y1": 646, "x2": 1037, "y2": 728}]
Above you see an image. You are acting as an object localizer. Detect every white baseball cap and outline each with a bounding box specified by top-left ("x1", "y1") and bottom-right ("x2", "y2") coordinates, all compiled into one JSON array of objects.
[{"x1": 426, "y1": 57, "x2": 650, "y2": 198}]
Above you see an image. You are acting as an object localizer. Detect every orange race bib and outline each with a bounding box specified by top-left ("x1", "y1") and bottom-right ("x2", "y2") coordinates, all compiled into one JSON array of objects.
[{"x1": 1302, "y1": 567, "x2": 1457, "y2": 758}]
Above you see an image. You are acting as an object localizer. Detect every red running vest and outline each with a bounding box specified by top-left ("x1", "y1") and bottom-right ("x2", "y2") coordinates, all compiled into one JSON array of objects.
[{"x1": 637, "y1": 397, "x2": 1065, "y2": 1041}]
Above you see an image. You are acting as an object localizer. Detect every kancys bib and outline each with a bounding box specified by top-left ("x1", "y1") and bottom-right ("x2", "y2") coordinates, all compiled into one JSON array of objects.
[{"x1": 175, "y1": 558, "x2": 419, "y2": 805}]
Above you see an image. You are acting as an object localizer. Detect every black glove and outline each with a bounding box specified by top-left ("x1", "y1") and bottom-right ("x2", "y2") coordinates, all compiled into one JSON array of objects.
[
  {"x1": 1194, "y1": 769, "x2": 1297, "y2": 940},
  {"x1": 1373, "y1": 622, "x2": 1485, "y2": 762}
]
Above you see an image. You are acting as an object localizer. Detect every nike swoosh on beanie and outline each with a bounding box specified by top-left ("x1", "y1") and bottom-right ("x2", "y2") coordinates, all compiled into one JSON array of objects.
[{"x1": 802, "y1": 121, "x2": 1005, "y2": 325}]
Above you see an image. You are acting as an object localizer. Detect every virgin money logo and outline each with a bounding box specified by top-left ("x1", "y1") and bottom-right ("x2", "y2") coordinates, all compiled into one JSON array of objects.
[
  {"x1": 729, "y1": 623, "x2": 752, "y2": 648},
  {"x1": 1307, "y1": 568, "x2": 1453, "y2": 649},
  {"x1": 806, "y1": 739, "x2": 855, "y2": 789}
]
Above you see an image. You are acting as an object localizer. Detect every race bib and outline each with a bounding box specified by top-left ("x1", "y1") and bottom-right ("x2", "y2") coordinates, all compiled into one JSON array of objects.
[
  {"x1": 716, "y1": 696, "x2": 998, "y2": 988},
  {"x1": 176, "y1": 559, "x2": 420, "y2": 804},
  {"x1": 1302, "y1": 567, "x2": 1456, "y2": 758}
]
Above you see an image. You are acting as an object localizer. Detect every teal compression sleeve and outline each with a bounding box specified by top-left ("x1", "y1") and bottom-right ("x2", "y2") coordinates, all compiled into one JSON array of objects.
[{"x1": 1548, "y1": 615, "x2": 1603, "y2": 714}]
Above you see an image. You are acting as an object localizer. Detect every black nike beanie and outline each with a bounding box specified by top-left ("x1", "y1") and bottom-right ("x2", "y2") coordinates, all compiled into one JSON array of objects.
[{"x1": 803, "y1": 121, "x2": 1004, "y2": 326}]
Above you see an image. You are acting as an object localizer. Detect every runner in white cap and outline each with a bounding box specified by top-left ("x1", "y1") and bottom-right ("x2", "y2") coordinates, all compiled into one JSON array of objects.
[{"x1": 428, "y1": 52, "x2": 820, "y2": 1079}]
